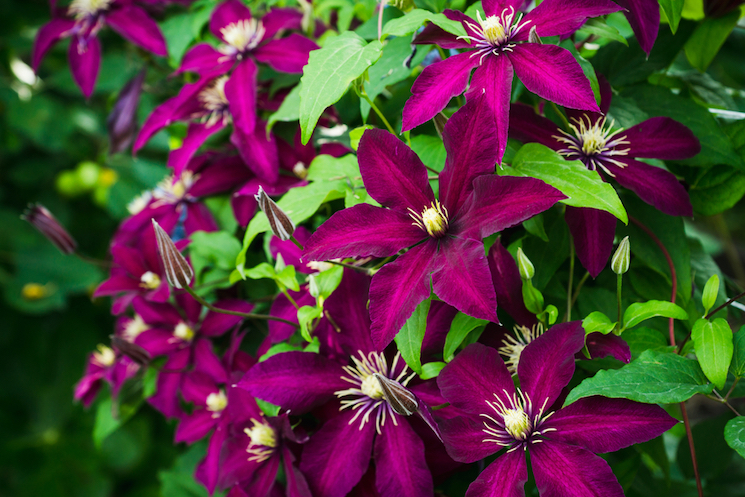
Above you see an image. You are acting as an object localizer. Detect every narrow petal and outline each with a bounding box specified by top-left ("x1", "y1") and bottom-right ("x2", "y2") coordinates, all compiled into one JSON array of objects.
[
  {"x1": 439, "y1": 415, "x2": 499, "y2": 463},
  {"x1": 148, "y1": 349, "x2": 189, "y2": 418},
  {"x1": 487, "y1": 240, "x2": 536, "y2": 327},
  {"x1": 547, "y1": 396, "x2": 677, "y2": 453},
  {"x1": 518, "y1": 321, "x2": 585, "y2": 410},
  {"x1": 254, "y1": 34, "x2": 317, "y2": 74},
  {"x1": 508, "y1": 103, "x2": 565, "y2": 151},
  {"x1": 529, "y1": 440, "x2": 624, "y2": 497},
  {"x1": 432, "y1": 238, "x2": 497, "y2": 322},
  {"x1": 68, "y1": 36, "x2": 101, "y2": 98},
  {"x1": 358, "y1": 129, "x2": 434, "y2": 213},
  {"x1": 402, "y1": 53, "x2": 479, "y2": 132},
  {"x1": 300, "y1": 410, "x2": 375, "y2": 497},
  {"x1": 175, "y1": 410, "x2": 217, "y2": 444},
  {"x1": 623, "y1": 117, "x2": 701, "y2": 160},
  {"x1": 374, "y1": 420, "x2": 433, "y2": 497},
  {"x1": 369, "y1": 241, "x2": 438, "y2": 349},
  {"x1": 106, "y1": 4, "x2": 167, "y2": 56},
  {"x1": 616, "y1": 0, "x2": 660, "y2": 55},
  {"x1": 421, "y1": 301, "x2": 459, "y2": 358},
  {"x1": 32, "y1": 18, "x2": 74, "y2": 71},
  {"x1": 325, "y1": 269, "x2": 376, "y2": 355},
  {"x1": 230, "y1": 124, "x2": 279, "y2": 183},
  {"x1": 603, "y1": 158, "x2": 693, "y2": 217},
  {"x1": 210, "y1": 0, "x2": 251, "y2": 40},
  {"x1": 168, "y1": 121, "x2": 225, "y2": 178},
  {"x1": 175, "y1": 44, "x2": 231, "y2": 77},
  {"x1": 585, "y1": 332, "x2": 631, "y2": 363},
  {"x1": 201, "y1": 300, "x2": 254, "y2": 337},
  {"x1": 437, "y1": 343, "x2": 515, "y2": 416},
  {"x1": 190, "y1": 156, "x2": 252, "y2": 197},
  {"x1": 198, "y1": 421, "x2": 230, "y2": 495},
  {"x1": 564, "y1": 207, "x2": 616, "y2": 278},
  {"x1": 509, "y1": 44, "x2": 599, "y2": 112},
  {"x1": 261, "y1": 7, "x2": 303, "y2": 39},
  {"x1": 483, "y1": 0, "x2": 526, "y2": 16},
  {"x1": 523, "y1": 0, "x2": 623, "y2": 39},
  {"x1": 412, "y1": 10, "x2": 477, "y2": 49},
  {"x1": 283, "y1": 445, "x2": 312, "y2": 497},
  {"x1": 465, "y1": 449, "x2": 527, "y2": 497},
  {"x1": 225, "y1": 58, "x2": 257, "y2": 137},
  {"x1": 193, "y1": 339, "x2": 229, "y2": 384},
  {"x1": 302, "y1": 204, "x2": 424, "y2": 262},
  {"x1": 183, "y1": 203, "x2": 218, "y2": 235}
]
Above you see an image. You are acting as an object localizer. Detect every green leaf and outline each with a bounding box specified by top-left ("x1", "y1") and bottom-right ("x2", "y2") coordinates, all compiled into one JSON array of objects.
[
  {"x1": 275, "y1": 265, "x2": 300, "y2": 292},
  {"x1": 298, "y1": 305, "x2": 322, "y2": 342},
  {"x1": 267, "y1": 84, "x2": 301, "y2": 132},
  {"x1": 523, "y1": 214, "x2": 548, "y2": 242},
  {"x1": 725, "y1": 417, "x2": 745, "y2": 459},
  {"x1": 659, "y1": 0, "x2": 684, "y2": 33},
  {"x1": 394, "y1": 298, "x2": 431, "y2": 374},
  {"x1": 349, "y1": 125, "x2": 375, "y2": 151},
  {"x1": 256, "y1": 398, "x2": 281, "y2": 417},
  {"x1": 299, "y1": 32, "x2": 383, "y2": 144},
  {"x1": 622, "y1": 300, "x2": 688, "y2": 330},
  {"x1": 692, "y1": 318, "x2": 733, "y2": 389},
  {"x1": 243, "y1": 262, "x2": 276, "y2": 280},
  {"x1": 189, "y1": 231, "x2": 241, "y2": 271},
  {"x1": 420, "y1": 361, "x2": 447, "y2": 380},
  {"x1": 310, "y1": 265, "x2": 344, "y2": 300},
  {"x1": 702, "y1": 274, "x2": 720, "y2": 316},
  {"x1": 142, "y1": 367, "x2": 158, "y2": 398},
  {"x1": 410, "y1": 135, "x2": 447, "y2": 173},
  {"x1": 444, "y1": 312, "x2": 489, "y2": 362},
  {"x1": 583, "y1": 311, "x2": 617, "y2": 335},
  {"x1": 501, "y1": 143, "x2": 628, "y2": 223},
  {"x1": 160, "y1": 13, "x2": 200, "y2": 68},
  {"x1": 260, "y1": 342, "x2": 304, "y2": 361},
  {"x1": 622, "y1": 327, "x2": 674, "y2": 359},
  {"x1": 730, "y1": 325, "x2": 745, "y2": 378},
  {"x1": 684, "y1": 10, "x2": 740, "y2": 72},
  {"x1": 306, "y1": 154, "x2": 361, "y2": 182},
  {"x1": 159, "y1": 441, "x2": 219, "y2": 497},
  {"x1": 689, "y1": 167, "x2": 745, "y2": 216},
  {"x1": 381, "y1": 9, "x2": 466, "y2": 39},
  {"x1": 577, "y1": 18, "x2": 628, "y2": 45},
  {"x1": 565, "y1": 349, "x2": 714, "y2": 405},
  {"x1": 93, "y1": 398, "x2": 121, "y2": 449}
]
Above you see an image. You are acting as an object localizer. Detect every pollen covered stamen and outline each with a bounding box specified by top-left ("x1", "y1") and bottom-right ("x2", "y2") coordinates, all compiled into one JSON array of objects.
[
  {"x1": 173, "y1": 322, "x2": 195, "y2": 342},
  {"x1": 140, "y1": 271, "x2": 161, "y2": 289},
  {"x1": 206, "y1": 389, "x2": 228, "y2": 417},
  {"x1": 153, "y1": 171, "x2": 196, "y2": 205},
  {"x1": 554, "y1": 116, "x2": 631, "y2": 175},
  {"x1": 498, "y1": 324, "x2": 544, "y2": 375},
  {"x1": 123, "y1": 314, "x2": 148, "y2": 341},
  {"x1": 69, "y1": 0, "x2": 113, "y2": 19},
  {"x1": 198, "y1": 77, "x2": 231, "y2": 127},
  {"x1": 408, "y1": 200, "x2": 449, "y2": 238},
  {"x1": 503, "y1": 408, "x2": 532, "y2": 440},
  {"x1": 93, "y1": 344, "x2": 116, "y2": 367},
  {"x1": 245, "y1": 418, "x2": 277, "y2": 462},
  {"x1": 480, "y1": 388, "x2": 553, "y2": 449},
  {"x1": 220, "y1": 19, "x2": 265, "y2": 53},
  {"x1": 459, "y1": 7, "x2": 531, "y2": 64},
  {"x1": 361, "y1": 375, "x2": 385, "y2": 399}
]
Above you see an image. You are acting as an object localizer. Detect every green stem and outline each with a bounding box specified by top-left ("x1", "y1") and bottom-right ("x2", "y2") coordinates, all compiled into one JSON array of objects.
[
  {"x1": 290, "y1": 235, "x2": 304, "y2": 250},
  {"x1": 550, "y1": 102, "x2": 570, "y2": 129},
  {"x1": 183, "y1": 285, "x2": 299, "y2": 328},
  {"x1": 359, "y1": 89, "x2": 396, "y2": 135},
  {"x1": 326, "y1": 260, "x2": 371, "y2": 273},
  {"x1": 615, "y1": 273, "x2": 623, "y2": 333},
  {"x1": 281, "y1": 288, "x2": 300, "y2": 310}
]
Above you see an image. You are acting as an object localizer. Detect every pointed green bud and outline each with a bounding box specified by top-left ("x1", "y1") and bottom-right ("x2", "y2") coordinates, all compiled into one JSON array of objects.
[
  {"x1": 611, "y1": 236, "x2": 630, "y2": 275},
  {"x1": 516, "y1": 247, "x2": 535, "y2": 280},
  {"x1": 702, "y1": 274, "x2": 720, "y2": 316}
]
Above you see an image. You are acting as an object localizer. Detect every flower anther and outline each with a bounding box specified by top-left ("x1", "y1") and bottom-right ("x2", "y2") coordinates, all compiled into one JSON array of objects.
[
  {"x1": 408, "y1": 200, "x2": 449, "y2": 238},
  {"x1": 498, "y1": 323, "x2": 544, "y2": 375},
  {"x1": 206, "y1": 389, "x2": 228, "y2": 417},
  {"x1": 481, "y1": 389, "x2": 555, "y2": 450},
  {"x1": 173, "y1": 322, "x2": 195, "y2": 342},
  {"x1": 198, "y1": 76, "x2": 231, "y2": 127},
  {"x1": 554, "y1": 116, "x2": 631, "y2": 176},
  {"x1": 139, "y1": 271, "x2": 161, "y2": 289},
  {"x1": 245, "y1": 418, "x2": 277, "y2": 462},
  {"x1": 69, "y1": 0, "x2": 113, "y2": 19},
  {"x1": 93, "y1": 344, "x2": 116, "y2": 367},
  {"x1": 220, "y1": 19, "x2": 265, "y2": 54},
  {"x1": 460, "y1": 8, "x2": 532, "y2": 64},
  {"x1": 122, "y1": 314, "x2": 148, "y2": 341}
]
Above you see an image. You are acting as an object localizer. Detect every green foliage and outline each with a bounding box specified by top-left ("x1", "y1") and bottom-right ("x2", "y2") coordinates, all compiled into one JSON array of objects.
[
  {"x1": 444, "y1": 313, "x2": 489, "y2": 362},
  {"x1": 380, "y1": 9, "x2": 466, "y2": 39},
  {"x1": 730, "y1": 326, "x2": 745, "y2": 378},
  {"x1": 622, "y1": 301, "x2": 688, "y2": 331},
  {"x1": 725, "y1": 417, "x2": 745, "y2": 460},
  {"x1": 691, "y1": 318, "x2": 733, "y2": 389},
  {"x1": 394, "y1": 298, "x2": 431, "y2": 374}
]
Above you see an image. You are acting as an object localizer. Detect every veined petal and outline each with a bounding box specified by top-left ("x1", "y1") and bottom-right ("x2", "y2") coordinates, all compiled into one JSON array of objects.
[
  {"x1": 523, "y1": 0, "x2": 623, "y2": 39},
  {"x1": 303, "y1": 203, "x2": 424, "y2": 262},
  {"x1": 508, "y1": 103, "x2": 565, "y2": 151},
  {"x1": 325, "y1": 269, "x2": 376, "y2": 355},
  {"x1": 585, "y1": 332, "x2": 631, "y2": 363},
  {"x1": 439, "y1": 415, "x2": 500, "y2": 463},
  {"x1": 68, "y1": 36, "x2": 101, "y2": 98},
  {"x1": 175, "y1": 409, "x2": 217, "y2": 444},
  {"x1": 282, "y1": 445, "x2": 312, "y2": 497},
  {"x1": 616, "y1": 0, "x2": 660, "y2": 55},
  {"x1": 168, "y1": 121, "x2": 225, "y2": 178},
  {"x1": 210, "y1": 0, "x2": 251, "y2": 40},
  {"x1": 225, "y1": 58, "x2": 257, "y2": 137},
  {"x1": 231, "y1": 124, "x2": 279, "y2": 183},
  {"x1": 483, "y1": 0, "x2": 527, "y2": 16},
  {"x1": 565, "y1": 207, "x2": 616, "y2": 278},
  {"x1": 106, "y1": 4, "x2": 167, "y2": 56},
  {"x1": 254, "y1": 34, "x2": 317, "y2": 74},
  {"x1": 402, "y1": 53, "x2": 479, "y2": 132},
  {"x1": 413, "y1": 10, "x2": 479, "y2": 49},
  {"x1": 32, "y1": 18, "x2": 74, "y2": 71},
  {"x1": 623, "y1": 117, "x2": 701, "y2": 160},
  {"x1": 201, "y1": 300, "x2": 254, "y2": 337},
  {"x1": 487, "y1": 240, "x2": 537, "y2": 327},
  {"x1": 530, "y1": 440, "x2": 624, "y2": 497},
  {"x1": 261, "y1": 7, "x2": 303, "y2": 39},
  {"x1": 465, "y1": 448, "x2": 527, "y2": 497},
  {"x1": 374, "y1": 420, "x2": 433, "y2": 497},
  {"x1": 509, "y1": 44, "x2": 599, "y2": 113},
  {"x1": 175, "y1": 44, "x2": 231, "y2": 77}
]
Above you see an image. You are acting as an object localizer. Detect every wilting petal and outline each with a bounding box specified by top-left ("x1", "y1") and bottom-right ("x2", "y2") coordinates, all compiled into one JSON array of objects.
[
  {"x1": 226, "y1": 58, "x2": 257, "y2": 136},
  {"x1": 509, "y1": 44, "x2": 599, "y2": 112},
  {"x1": 623, "y1": 117, "x2": 701, "y2": 160},
  {"x1": 168, "y1": 121, "x2": 226, "y2": 178},
  {"x1": 369, "y1": 241, "x2": 438, "y2": 349},
  {"x1": 300, "y1": 410, "x2": 375, "y2": 497},
  {"x1": 238, "y1": 351, "x2": 347, "y2": 412},
  {"x1": 210, "y1": 0, "x2": 251, "y2": 40},
  {"x1": 465, "y1": 53, "x2": 513, "y2": 164},
  {"x1": 508, "y1": 103, "x2": 565, "y2": 151},
  {"x1": 175, "y1": 409, "x2": 217, "y2": 443},
  {"x1": 176, "y1": 44, "x2": 231, "y2": 77},
  {"x1": 438, "y1": 343, "x2": 515, "y2": 416},
  {"x1": 32, "y1": 18, "x2": 74, "y2": 71},
  {"x1": 303, "y1": 204, "x2": 424, "y2": 262},
  {"x1": 522, "y1": 0, "x2": 622, "y2": 39},
  {"x1": 68, "y1": 36, "x2": 101, "y2": 98},
  {"x1": 530, "y1": 440, "x2": 624, "y2": 497},
  {"x1": 585, "y1": 332, "x2": 631, "y2": 363},
  {"x1": 487, "y1": 240, "x2": 537, "y2": 327},
  {"x1": 374, "y1": 420, "x2": 433, "y2": 497},
  {"x1": 325, "y1": 269, "x2": 376, "y2": 354},
  {"x1": 107, "y1": 4, "x2": 168, "y2": 56},
  {"x1": 402, "y1": 52, "x2": 479, "y2": 132},
  {"x1": 465, "y1": 448, "x2": 527, "y2": 497},
  {"x1": 603, "y1": 158, "x2": 693, "y2": 217},
  {"x1": 518, "y1": 321, "x2": 584, "y2": 409},
  {"x1": 358, "y1": 129, "x2": 434, "y2": 213},
  {"x1": 565, "y1": 206, "x2": 616, "y2": 278},
  {"x1": 201, "y1": 300, "x2": 254, "y2": 336},
  {"x1": 231, "y1": 124, "x2": 279, "y2": 183},
  {"x1": 254, "y1": 34, "x2": 317, "y2": 73},
  {"x1": 439, "y1": 415, "x2": 499, "y2": 463},
  {"x1": 616, "y1": 0, "x2": 660, "y2": 55}
]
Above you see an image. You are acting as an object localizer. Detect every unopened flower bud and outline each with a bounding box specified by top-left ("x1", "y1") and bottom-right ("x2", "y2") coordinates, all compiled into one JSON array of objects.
[
  {"x1": 528, "y1": 25, "x2": 542, "y2": 45},
  {"x1": 152, "y1": 219, "x2": 193, "y2": 289},
  {"x1": 107, "y1": 70, "x2": 145, "y2": 154},
  {"x1": 255, "y1": 186, "x2": 295, "y2": 241},
  {"x1": 373, "y1": 373, "x2": 419, "y2": 416},
  {"x1": 433, "y1": 112, "x2": 448, "y2": 139},
  {"x1": 21, "y1": 203, "x2": 77, "y2": 254},
  {"x1": 611, "y1": 236, "x2": 630, "y2": 275},
  {"x1": 110, "y1": 335, "x2": 151, "y2": 366},
  {"x1": 516, "y1": 247, "x2": 535, "y2": 280}
]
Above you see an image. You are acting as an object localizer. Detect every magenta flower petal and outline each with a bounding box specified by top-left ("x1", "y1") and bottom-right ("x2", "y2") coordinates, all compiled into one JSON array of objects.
[
  {"x1": 68, "y1": 36, "x2": 101, "y2": 98},
  {"x1": 530, "y1": 441, "x2": 624, "y2": 497},
  {"x1": 168, "y1": 121, "x2": 226, "y2": 177},
  {"x1": 106, "y1": 4, "x2": 168, "y2": 56},
  {"x1": 201, "y1": 300, "x2": 254, "y2": 337},
  {"x1": 487, "y1": 241, "x2": 537, "y2": 327},
  {"x1": 517, "y1": 321, "x2": 584, "y2": 409},
  {"x1": 483, "y1": 0, "x2": 526, "y2": 16},
  {"x1": 402, "y1": 52, "x2": 479, "y2": 132},
  {"x1": 175, "y1": 44, "x2": 231, "y2": 77},
  {"x1": 303, "y1": 204, "x2": 424, "y2": 262},
  {"x1": 282, "y1": 445, "x2": 312, "y2": 497},
  {"x1": 369, "y1": 241, "x2": 438, "y2": 349},
  {"x1": 199, "y1": 420, "x2": 230, "y2": 495},
  {"x1": 268, "y1": 289, "x2": 314, "y2": 343},
  {"x1": 300, "y1": 410, "x2": 376, "y2": 497},
  {"x1": 439, "y1": 415, "x2": 500, "y2": 463},
  {"x1": 175, "y1": 409, "x2": 217, "y2": 444},
  {"x1": 432, "y1": 238, "x2": 497, "y2": 323},
  {"x1": 226, "y1": 58, "x2": 257, "y2": 137},
  {"x1": 421, "y1": 301, "x2": 459, "y2": 358},
  {"x1": 509, "y1": 44, "x2": 600, "y2": 112},
  {"x1": 181, "y1": 371, "x2": 216, "y2": 405},
  {"x1": 358, "y1": 129, "x2": 434, "y2": 213},
  {"x1": 413, "y1": 23, "x2": 471, "y2": 49},
  {"x1": 508, "y1": 102, "x2": 565, "y2": 151},
  {"x1": 230, "y1": 124, "x2": 279, "y2": 183},
  {"x1": 374, "y1": 419, "x2": 432, "y2": 497},
  {"x1": 183, "y1": 203, "x2": 219, "y2": 234},
  {"x1": 603, "y1": 158, "x2": 693, "y2": 217},
  {"x1": 93, "y1": 274, "x2": 141, "y2": 297},
  {"x1": 32, "y1": 18, "x2": 75, "y2": 71},
  {"x1": 193, "y1": 339, "x2": 230, "y2": 384},
  {"x1": 585, "y1": 332, "x2": 631, "y2": 363},
  {"x1": 437, "y1": 342, "x2": 515, "y2": 416},
  {"x1": 623, "y1": 117, "x2": 701, "y2": 161},
  {"x1": 524, "y1": 0, "x2": 622, "y2": 39},
  {"x1": 254, "y1": 34, "x2": 317, "y2": 74},
  {"x1": 190, "y1": 156, "x2": 252, "y2": 197},
  {"x1": 210, "y1": 0, "x2": 251, "y2": 40},
  {"x1": 565, "y1": 206, "x2": 616, "y2": 278},
  {"x1": 261, "y1": 8, "x2": 303, "y2": 39},
  {"x1": 324, "y1": 270, "x2": 376, "y2": 355},
  {"x1": 465, "y1": 448, "x2": 527, "y2": 497},
  {"x1": 615, "y1": 0, "x2": 660, "y2": 55},
  {"x1": 148, "y1": 349, "x2": 189, "y2": 418}
]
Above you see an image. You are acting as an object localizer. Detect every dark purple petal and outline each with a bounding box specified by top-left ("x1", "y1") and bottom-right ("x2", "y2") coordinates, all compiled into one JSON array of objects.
[
  {"x1": 201, "y1": 300, "x2": 254, "y2": 336},
  {"x1": 412, "y1": 10, "x2": 477, "y2": 49},
  {"x1": 210, "y1": 0, "x2": 251, "y2": 40},
  {"x1": 231, "y1": 124, "x2": 279, "y2": 183},
  {"x1": 465, "y1": 448, "x2": 527, "y2": 497},
  {"x1": 199, "y1": 420, "x2": 230, "y2": 495},
  {"x1": 68, "y1": 36, "x2": 101, "y2": 98},
  {"x1": 183, "y1": 203, "x2": 218, "y2": 234},
  {"x1": 402, "y1": 53, "x2": 479, "y2": 132},
  {"x1": 135, "y1": 328, "x2": 181, "y2": 357},
  {"x1": 432, "y1": 238, "x2": 497, "y2": 322},
  {"x1": 421, "y1": 301, "x2": 459, "y2": 358},
  {"x1": 483, "y1": 0, "x2": 526, "y2": 16},
  {"x1": 439, "y1": 94, "x2": 499, "y2": 214},
  {"x1": 508, "y1": 102, "x2": 565, "y2": 151},
  {"x1": 439, "y1": 415, "x2": 499, "y2": 463},
  {"x1": 106, "y1": 4, "x2": 168, "y2": 56},
  {"x1": 268, "y1": 288, "x2": 313, "y2": 343},
  {"x1": 585, "y1": 332, "x2": 631, "y2": 363},
  {"x1": 369, "y1": 241, "x2": 438, "y2": 349},
  {"x1": 487, "y1": 240, "x2": 537, "y2": 327},
  {"x1": 565, "y1": 206, "x2": 616, "y2": 278},
  {"x1": 190, "y1": 155, "x2": 252, "y2": 197},
  {"x1": 602, "y1": 158, "x2": 693, "y2": 217},
  {"x1": 300, "y1": 410, "x2": 375, "y2": 497},
  {"x1": 32, "y1": 18, "x2": 74, "y2": 71},
  {"x1": 148, "y1": 349, "x2": 189, "y2": 418},
  {"x1": 254, "y1": 34, "x2": 317, "y2": 74},
  {"x1": 518, "y1": 321, "x2": 585, "y2": 409},
  {"x1": 193, "y1": 339, "x2": 229, "y2": 384},
  {"x1": 358, "y1": 129, "x2": 434, "y2": 213},
  {"x1": 175, "y1": 409, "x2": 217, "y2": 443},
  {"x1": 226, "y1": 58, "x2": 257, "y2": 136},
  {"x1": 623, "y1": 117, "x2": 701, "y2": 160},
  {"x1": 132, "y1": 297, "x2": 181, "y2": 326},
  {"x1": 283, "y1": 445, "x2": 312, "y2": 497},
  {"x1": 437, "y1": 342, "x2": 515, "y2": 416},
  {"x1": 530, "y1": 440, "x2": 624, "y2": 497},
  {"x1": 175, "y1": 44, "x2": 231, "y2": 77},
  {"x1": 93, "y1": 274, "x2": 139, "y2": 298},
  {"x1": 181, "y1": 371, "x2": 217, "y2": 405},
  {"x1": 168, "y1": 121, "x2": 226, "y2": 178},
  {"x1": 523, "y1": 0, "x2": 622, "y2": 39},
  {"x1": 302, "y1": 204, "x2": 424, "y2": 262},
  {"x1": 374, "y1": 419, "x2": 433, "y2": 497},
  {"x1": 509, "y1": 44, "x2": 599, "y2": 112},
  {"x1": 107, "y1": 69, "x2": 145, "y2": 154},
  {"x1": 270, "y1": 226, "x2": 311, "y2": 273},
  {"x1": 325, "y1": 269, "x2": 376, "y2": 354},
  {"x1": 616, "y1": 0, "x2": 660, "y2": 55},
  {"x1": 237, "y1": 351, "x2": 347, "y2": 413}
]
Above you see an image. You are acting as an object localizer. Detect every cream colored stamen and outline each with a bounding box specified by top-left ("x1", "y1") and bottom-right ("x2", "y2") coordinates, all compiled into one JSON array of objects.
[
  {"x1": 123, "y1": 314, "x2": 148, "y2": 341},
  {"x1": 139, "y1": 271, "x2": 161, "y2": 290},
  {"x1": 408, "y1": 200, "x2": 449, "y2": 238},
  {"x1": 245, "y1": 418, "x2": 277, "y2": 462},
  {"x1": 503, "y1": 407, "x2": 532, "y2": 440},
  {"x1": 173, "y1": 322, "x2": 195, "y2": 342},
  {"x1": 93, "y1": 344, "x2": 116, "y2": 367},
  {"x1": 206, "y1": 389, "x2": 228, "y2": 416},
  {"x1": 220, "y1": 19, "x2": 265, "y2": 53},
  {"x1": 69, "y1": 0, "x2": 113, "y2": 18},
  {"x1": 198, "y1": 76, "x2": 231, "y2": 127},
  {"x1": 498, "y1": 324, "x2": 544, "y2": 375}
]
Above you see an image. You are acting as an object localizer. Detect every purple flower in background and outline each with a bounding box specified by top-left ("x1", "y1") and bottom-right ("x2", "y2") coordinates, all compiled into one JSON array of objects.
[
  {"x1": 614, "y1": 0, "x2": 660, "y2": 54},
  {"x1": 107, "y1": 69, "x2": 145, "y2": 154},
  {"x1": 303, "y1": 97, "x2": 565, "y2": 348},
  {"x1": 74, "y1": 343, "x2": 139, "y2": 406},
  {"x1": 403, "y1": 0, "x2": 621, "y2": 161},
  {"x1": 32, "y1": 0, "x2": 167, "y2": 97},
  {"x1": 437, "y1": 322, "x2": 677, "y2": 497}
]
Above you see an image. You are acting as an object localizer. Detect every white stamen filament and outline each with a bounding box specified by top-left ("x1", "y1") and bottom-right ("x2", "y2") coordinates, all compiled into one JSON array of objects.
[
  {"x1": 498, "y1": 324, "x2": 544, "y2": 374},
  {"x1": 245, "y1": 418, "x2": 277, "y2": 462},
  {"x1": 408, "y1": 200, "x2": 449, "y2": 238},
  {"x1": 554, "y1": 115, "x2": 631, "y2": 176},
  {"x1": 123, "y1": 314, "x2": 148, "y2": 341},
  {"x1": 220, "y1": 19, "x2": 265, "y2": 53},
  {"x1": 173, "y1": 322, "x2": 195, "y2": 342},
  {"x1": 93, "y1": 344, "x2": 116, "y2": 367},
  {"x1": 198, "y1": 76, "x2": 231, "y2": 127},
  {"x1": 69, "y1": 0, "x2": 113, "y2": 19},
  {"x1": 206, "y1": 390, "x2": 228, "y2": 417}
]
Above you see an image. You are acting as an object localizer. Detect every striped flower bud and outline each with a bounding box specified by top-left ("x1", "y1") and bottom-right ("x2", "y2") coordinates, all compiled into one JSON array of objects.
[
  {"x1": 110, "y1": 335, "x2": 151, "y2": 366},
  {"x1": 255, "y1": 186, "x2": 295, "y2": 241},
  {"x1": 21, "y1": 204, "x2": 77, "y2": 255},
  {"x1": 152, "y1": 219, "x2": 193, "y2": 289},
  {"x1": 373, "y1": 373, "x2": 419, "y2": 416},
  {"x1": 611, "y1": 236, "x2": 630, "y2": 275}
]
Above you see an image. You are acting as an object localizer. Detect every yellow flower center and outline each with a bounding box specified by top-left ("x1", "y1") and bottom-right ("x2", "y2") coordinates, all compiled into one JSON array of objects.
[
  {"x1": 139, "y1": 271, "x2": 161, "y2": 290},
  {"x1": 480, "y1": 14, "x2": 509, "y2": 45},
  {"x1": 93, "y1": 344, "x2": 116, "y2": 367},
  {"x1": 173, "y1": 322, "x2": 195, "y2": 342},
  {"x1": 220, "y1": 19, "x2": 265, "y2": 52},
  {"x1": 498, "y1": 324, "x2": 544, "y2": 375},
  {"x1": 123, "y1": 314, "x2": 148, "y2": 341},
  {"x1": 408, "y1": 200, "x2": 449, "y2": 238},
  {"x1": 206, "y1": 390, "x2": 228, "y2": 415},
  {"x1": 245, "y1": 418, "x2": 277, "y2": 462},
  {"x1": 360, "y1": 374, "x2": 385, "y2": 400},
  {"x1": 69, "y1": 0, "x2": 112, "y2": 18},
  {"x1": 502, "y1": 407, "x2": 532, "y2": 440},
  {"x1": 293, "y1": 162, "x2": 308, "y2": 179},
  {"x1": 198, "y1": 77, "x2": 231, "y2": 127},
  {"x1": 127, "y1": 191, "x2": 152, "y2": 215},
  {"x1": 153, "y1": 171, "x2": 195, "y2": 204},
  {"x1": 554, "y1": 116, "x2": 631, "y2": 175}
]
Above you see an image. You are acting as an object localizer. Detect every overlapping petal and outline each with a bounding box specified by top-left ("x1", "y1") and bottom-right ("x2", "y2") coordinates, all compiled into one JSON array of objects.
[
  {"x1": 225, "y1": 58, "x2": 257, "y2": 136},
  {"x1": 106, "y1": 4, "x2": 167, "y2": 56},
  {"x1": 254, "y1": 34, "x2": 317, "y2": 74},
  {"x1": 565, "y1": 207, "x2": 617, "y2": 278},
  {"x1": 374, "y1": 419, "x2": 433, "y2": 497},
  {"x1": 464, "y1": 448, "x2": 527, "y2": 497}
]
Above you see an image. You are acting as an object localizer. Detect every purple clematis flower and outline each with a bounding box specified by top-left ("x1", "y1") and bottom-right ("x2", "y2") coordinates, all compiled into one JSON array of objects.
[
  {"x1": 403, "y1": 0, "x2": 621, "y2": 161},
  {"x1": 74, "y1": 342, "x2": 140, "y2": 407},
  {"x1": 509, "y1": 76, "x2": 700, "y2": 276},
  {"x1": 33, "y1": 0, "x2": 167, "y2": 97},
  {"x1": 303, "y1": 97, "x2": 565, "y2": 348},
  {"x1": 613, "y1": 0, "x2": 660, "y2": 55},
  {"x1": 437, "y1": 322, "x2": 677, "y2": 497}
]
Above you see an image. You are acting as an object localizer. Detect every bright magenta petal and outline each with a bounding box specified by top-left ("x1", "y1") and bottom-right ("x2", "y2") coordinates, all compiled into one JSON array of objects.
[
  {"x1": 616, "y1": 0, "x2": 660, "y2": 55},
  {"x1": 32, "y1": 18, "x2": 74, "y2": 71},
  {"x1": 168, "y1": 121, "x2": 225, "y2": 177},
  {"x1": 210, "y1": 0, "x2": 251, "y2": 40},
  {"x1": 623, "y1": 117, "x2": 701, "y2": 161},
  {"x1": 439, "y1": 415, "x2": 500, "y2": 463},
  {"x1": 225, "y1": 58, "x2": 257, "y2": 137},
  {"x1": 68, "y1": 36, "x2": 101, "y2": 98},
  {"x1": 524, "y1": 0, "x2": 622, "y2": 39},
  {"x1": 509, "y1": 102, "x2": 565, "y2": 151},
  {"x1": 106, "y1": 4, "x2": 167, "y2": 56},
  {"x1": 231, "y1": 123, "x2": 279, "y2": 183},
  {"x1": 465, "y1": 448, "x2": 527, "y2": 497},
  {"x1": 374, "y1": 420, "x2": 433, "y2": 497},
  {"x1": 175, "y1": 44, "x2": 230, "y2": 77},
  {"x1": 254, "y1": 34, "x2": 317, "y2": 74}
]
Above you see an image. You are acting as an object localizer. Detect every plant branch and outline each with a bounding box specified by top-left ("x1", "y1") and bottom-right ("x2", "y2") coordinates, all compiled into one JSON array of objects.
[{"x1": 183, "y1": 285, "x2": 299, "y2": 328}]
